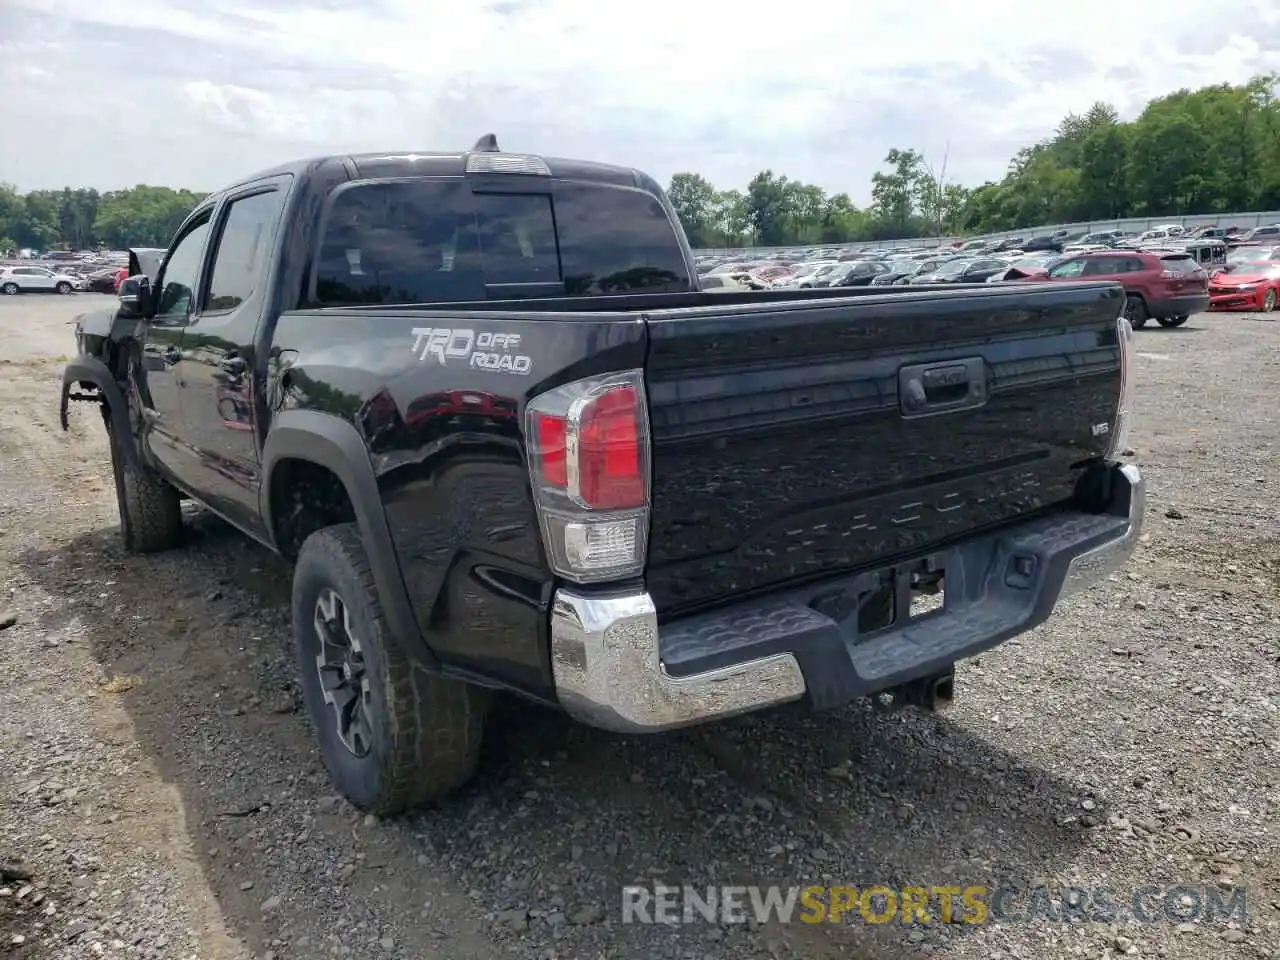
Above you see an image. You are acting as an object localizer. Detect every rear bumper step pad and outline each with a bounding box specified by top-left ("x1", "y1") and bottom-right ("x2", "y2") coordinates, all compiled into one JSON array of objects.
[{"x1": 549, "y1": 463, "x2": 1144, "y2": 732}]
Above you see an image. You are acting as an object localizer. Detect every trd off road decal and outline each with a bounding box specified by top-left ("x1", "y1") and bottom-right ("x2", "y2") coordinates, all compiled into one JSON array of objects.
[{"x1": 410, "y1": 327, "x2": 532, "y2": 375}]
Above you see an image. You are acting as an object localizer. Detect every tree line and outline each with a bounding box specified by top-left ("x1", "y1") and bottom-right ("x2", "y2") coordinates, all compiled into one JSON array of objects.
[
  {"x1": 669, "y1": 73, "x2": 1280, "y2": 247},
  {"x1": 0, "y1": 184, "x2": 206, "y2": 255},
  {"x1": 4, "y1": 73, "x2": 1279, "y2": 255}
]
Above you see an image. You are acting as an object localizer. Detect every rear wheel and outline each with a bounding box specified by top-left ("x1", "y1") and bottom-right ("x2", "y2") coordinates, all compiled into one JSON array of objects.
[
  {"x1": 1, "y1": 282, "x2": 19, "y2": 296},
  {"x1": 1262, "y1": 289, "x2": 1277, "y2": 313},
  {"x1": 106, "y1": 419, "x2": 183, "y2": 553},
  {"x1": 1157, "y1": 315, "x2": 1188, "y2": 328},
  {"x1": 293, "y1": 524, "x2": 489, "y2": 813},
  {"x1": 55, "y1": 281, "x2": 72, "y2": 295},
  {"x1": 1123, "y1": 295, "x2": 1148, "y2": 329}
]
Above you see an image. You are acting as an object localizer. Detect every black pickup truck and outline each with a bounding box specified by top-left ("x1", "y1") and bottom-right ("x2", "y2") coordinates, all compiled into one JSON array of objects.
[{"x1": 60, "y1": 137, "x2": 1144, "y2": 813}]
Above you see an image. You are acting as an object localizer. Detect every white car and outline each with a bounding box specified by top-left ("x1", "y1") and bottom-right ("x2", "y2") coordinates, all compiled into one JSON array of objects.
[{"x1": 0, "y1": 266, "x2": 85, "y2": 295}]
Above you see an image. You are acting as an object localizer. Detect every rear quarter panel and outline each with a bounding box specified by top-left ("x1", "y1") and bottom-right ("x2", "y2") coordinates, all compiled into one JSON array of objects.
[{"x1": 268, "y1": 308, "x2": 646, "y2": 699}]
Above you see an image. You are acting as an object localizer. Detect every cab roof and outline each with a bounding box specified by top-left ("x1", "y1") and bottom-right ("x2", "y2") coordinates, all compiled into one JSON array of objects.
[{"x1": 217, "y1": 144, "x2": 655, "y2": 198}]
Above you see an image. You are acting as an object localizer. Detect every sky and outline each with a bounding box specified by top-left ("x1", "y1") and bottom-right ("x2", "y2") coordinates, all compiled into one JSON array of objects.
[{"x1": 2, "y1": 0, "x2": 1278, "y2": 204}]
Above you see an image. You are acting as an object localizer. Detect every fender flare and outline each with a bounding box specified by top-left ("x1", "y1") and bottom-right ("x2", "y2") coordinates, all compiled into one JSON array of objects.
[
  {"x1": 59, "y1": 356, "x2": 144, "y2": 471},
  {"x1": 260, "y1": 409, "x2": 440, "y2": 671}
]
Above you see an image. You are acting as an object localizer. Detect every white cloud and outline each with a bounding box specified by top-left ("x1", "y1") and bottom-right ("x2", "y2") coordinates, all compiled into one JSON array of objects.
[{"x1": 1, "y1": 0, "x2": 1276, "y2": 200}]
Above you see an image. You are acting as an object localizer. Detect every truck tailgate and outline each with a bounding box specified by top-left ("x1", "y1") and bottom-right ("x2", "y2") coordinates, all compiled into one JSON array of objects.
[{"x1": 642, "y1": 282, "x2": 1125, "y2": 617}]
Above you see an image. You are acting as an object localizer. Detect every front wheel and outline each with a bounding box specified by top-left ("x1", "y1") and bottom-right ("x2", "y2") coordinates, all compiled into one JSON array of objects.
[
  {"x1": 1157, "y1": 315, "x2": 1188, "y2": 328},
  {"x1": 55, "y1": 281, "x2": 72, "y2": 295},
  {"x1": 293, "y1": 524, "x2": 489, "y2": 814},
  {"x1": 1262, "y1": 289, "x2": 1277, "y2": 313},
  {"x1": 106, "y1": 419, "x2": 183, "y2": 553},
  {"x1": 1, "y1": 282, "x2": 19, "y2": 296}
]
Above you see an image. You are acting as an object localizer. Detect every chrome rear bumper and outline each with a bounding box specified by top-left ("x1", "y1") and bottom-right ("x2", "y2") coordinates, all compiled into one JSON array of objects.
[{"x1": 550, "y1": 463, "x2": 1145, "y2": 733}]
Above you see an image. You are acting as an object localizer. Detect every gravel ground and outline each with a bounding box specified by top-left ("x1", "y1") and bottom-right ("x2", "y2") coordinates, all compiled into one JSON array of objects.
[{"x1": 0, "y1": 293, "x2": 1277, "y2": 960}]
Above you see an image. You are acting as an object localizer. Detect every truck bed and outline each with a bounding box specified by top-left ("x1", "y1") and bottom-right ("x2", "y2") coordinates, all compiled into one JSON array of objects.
[{"x1": 289, "y1": 279, "x2": 1125, "y2": 629}]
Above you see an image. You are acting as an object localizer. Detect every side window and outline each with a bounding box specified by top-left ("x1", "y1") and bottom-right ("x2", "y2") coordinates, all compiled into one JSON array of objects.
[
  {"x1": 1048, "y1": 259, "x2": 1086, "y2": 279},
  {"x1": 204, "y1": 190, "x2": 284, "y2": 312},
  {"x1": 155, "y1": 218, "x2": 212, "y2": 317},
  {"x1": 1082, "y1": 258, "x2": 1116, "y2": 277},
  {"x1": 553, "y1": 184, "x2": 692, "y2": 295}
]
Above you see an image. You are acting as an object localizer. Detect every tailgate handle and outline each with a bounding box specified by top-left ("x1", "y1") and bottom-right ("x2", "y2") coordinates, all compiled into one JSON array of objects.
[{"x1": 899, "y1": 358, "x2": 987, "y2": 418}]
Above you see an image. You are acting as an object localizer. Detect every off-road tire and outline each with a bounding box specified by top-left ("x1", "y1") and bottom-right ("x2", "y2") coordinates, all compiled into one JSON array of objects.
[
  {"x1": 293, "y1": 523, "x2": 488, "y2": 813},
  {"x1": 1124, "y1": 295, "x2": 1148, "y2": 329},
  {"x1": 106, "y1": 419, "x2": 183, "y2": 553},
  {"x1": 1157, "y1": 315, "x2": 1188, "y2": 328}
]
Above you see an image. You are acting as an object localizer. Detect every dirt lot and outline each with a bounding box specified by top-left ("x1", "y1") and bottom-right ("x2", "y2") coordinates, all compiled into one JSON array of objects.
[{"x1": 0, "y1": 293, "x2": 1277, "y2": 960}]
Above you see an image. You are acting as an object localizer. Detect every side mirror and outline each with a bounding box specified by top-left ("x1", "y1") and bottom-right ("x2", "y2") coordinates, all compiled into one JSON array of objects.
[{"x1": 118, "y1": 275, "x2": 153, "y2": 319}]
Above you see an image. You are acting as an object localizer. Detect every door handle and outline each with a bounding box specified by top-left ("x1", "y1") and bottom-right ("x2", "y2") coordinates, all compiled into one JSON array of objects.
[{"x1": 898, "y1": 358, "x2": 987, "y2": 418}]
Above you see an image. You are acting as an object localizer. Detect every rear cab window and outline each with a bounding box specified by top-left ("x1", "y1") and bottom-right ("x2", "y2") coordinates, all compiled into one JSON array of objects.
[{"x1": 313, "y1": 177, "x2": 691, "y2": 305}]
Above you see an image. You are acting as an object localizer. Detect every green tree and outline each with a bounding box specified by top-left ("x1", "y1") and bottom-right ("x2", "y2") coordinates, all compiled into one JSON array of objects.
[
  {"x1": 93, "y1": 185, "x2": 205, "y2": 248},
  {"x1": 1078, "y1": 125, "x2": 1130, "y2": 219},
  {"x1": 870, "y1": 148, "x2": 924, "y2": 234},
  {"x1": 667, "y1": 172, "x2": 718, "y2": 247},
  {"x1": 745, "y1": 171, "x2": 796, "y2": 246},
  {"x1": 710, "y1": 189, "x2": 749, "y2": 246}
]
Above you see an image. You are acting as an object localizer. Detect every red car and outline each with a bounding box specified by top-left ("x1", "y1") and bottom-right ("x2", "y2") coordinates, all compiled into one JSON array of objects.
[
  {"x1": 1026, "y1": 249, "x2": 1209, "y2": 328},
  {"x1": 1208, "y1": 262, "x2": 1280, "y2": 313}
]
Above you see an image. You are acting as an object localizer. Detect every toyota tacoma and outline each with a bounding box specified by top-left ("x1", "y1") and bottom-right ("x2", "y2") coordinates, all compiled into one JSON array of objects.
[{"x1": 59, "y1": 136, "x2": 1144, "y2": 813}]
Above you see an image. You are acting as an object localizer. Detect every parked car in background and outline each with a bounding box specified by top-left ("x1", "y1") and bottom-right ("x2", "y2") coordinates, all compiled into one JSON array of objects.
[
  {"x1": 987, "y1": 254, "x2": 1063, "y2": 282},
  {"x1": 0, "y1": 265, "x2": 85, "y2": 295},
  {"x1": 704, "y1": 261, "x2": 753, "y2": 276},
  {"x1": 1220, "y1": 245, "x2": 1280, "y2": 272},
  {"x1": 816, "y1": 260, "x2": 889, "y2": 287},
  {"x1": 773, "y1": 260, "x2": 836, "y2": 288},
  {"x1": 1208, "y1": 262, "x2": 1280, "y2": 313},
  {"x1": 747, "y1": 264, "x2": 796, "y2": 287},
  {"x1": 1022, "y1": 235, "x2": 1064, "y2": 253},
  {"x1": 1027, "y1": 250, "x2": 1208, "y2": 328},
  {"x1": 910, "y1": 257, "x2": 1008, "y2": 285},
  {"x1": 870, "y1": 258, "x2": 924, "y2": 285},
  {"x1": 1174, "y1": 238, "x2": 1228, "y2": 271},
  {"x1": 988, "y1": 237, "x2": 1025, "y2": 253},
  {"x1": 83, "y1": 266, "x2": 129, "y2": 293},
  {"x1": 1187, "y1": 225, "x2": 1230, "y2": 240},
  {"x1": 873, "y1": 257, "x2": 964, "y2": 285},
  {"x1": 699, "y1": 274, "x2": 754, "y2": 293},
  {"x1": 1235, "y1": 224, "x2": 1280, "y2": 244}
]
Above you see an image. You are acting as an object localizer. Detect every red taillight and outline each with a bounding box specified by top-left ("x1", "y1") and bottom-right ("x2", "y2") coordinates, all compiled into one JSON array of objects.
[
  {"x1": 577, "y1": 385, "x2": 643, "y2": 509},
  {"x1": 535, "y1": 412, "x2": 567, "y2": 487},
  {"x1": 525, "y1": 371, "x2": 651, "y2": 584}
]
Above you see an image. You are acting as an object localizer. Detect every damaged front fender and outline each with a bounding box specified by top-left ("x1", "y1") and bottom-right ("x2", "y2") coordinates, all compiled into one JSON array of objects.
[{"x1": 59, "y1": 354, "x2": 144, "y2": 473}]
